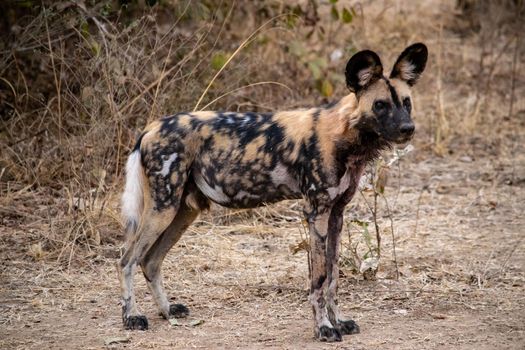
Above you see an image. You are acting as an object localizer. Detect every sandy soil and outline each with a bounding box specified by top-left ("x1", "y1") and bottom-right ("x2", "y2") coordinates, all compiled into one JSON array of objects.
[{"x1": 1, "y1": 147, "x2": 524, "y2": 350}]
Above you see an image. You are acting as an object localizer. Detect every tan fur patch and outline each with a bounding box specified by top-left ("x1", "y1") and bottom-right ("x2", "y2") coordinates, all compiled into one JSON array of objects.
[
  {"x1": 199, "y1": 125, "x2": 212, "y2": 139},
  {"x1": 242, "y1": 135, "x2": 266, "y2": 162},
  {"x1": 316, "y1": 94, "x2": 360, "y2": 170},
  {"x1": 192, "y1": 111, "x2": 219, "y2": 120},
  {"x1": 170, "y1": 171, "x2": 181, "y2": 185},
  {"x1": 274, "y1": 109, "x2": 315, "y2": 162},
  {"x1": 183, "y1": 135, "x2": 200, "y2": 158},
  {"x1": 184, "y1": 192, "x2": 201, "y2": 211},
  {"x1": 213, "y1": 133, "x2": 236, "y2": 149},
  {"x1": 137, "y1": 180, "x2": 173, "y2": 234},
  {"x1": 177, "y1": 114, "x2": 192, "y2": 127},
  {"x1": 316, "y1": 116, "x2": 336, "y2": 169},
  {"x1": 143, "y1": 120, "x2": 162, "y2": 133},
  {"x1": 357, "y1": 80, "x2": 391, "y2": 111},
  {"x1": 389, "y1": 79, "x2": 412, "y2": 103},
  {"x1": 141, "y1": 122, "x2": 162, "y2": 150},
  {"x1": 274, "y1": 110, "x2": 314, "y2": 143}
]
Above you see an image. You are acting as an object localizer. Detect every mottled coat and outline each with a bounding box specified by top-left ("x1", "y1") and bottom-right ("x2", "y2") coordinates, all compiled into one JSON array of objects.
[{"x1": 118, "y1": 43, "x2": 428, "y2": 342}]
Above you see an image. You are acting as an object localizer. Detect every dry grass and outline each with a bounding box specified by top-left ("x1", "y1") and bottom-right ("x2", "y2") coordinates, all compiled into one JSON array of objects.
[{"x1": 1, "y1": 0, "x2": 524, "y2": 349}]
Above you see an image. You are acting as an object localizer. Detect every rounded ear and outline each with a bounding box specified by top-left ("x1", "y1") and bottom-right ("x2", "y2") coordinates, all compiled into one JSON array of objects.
[
  {"x1": 345, "y1": 50, "x2": 383, "y2": 94},
  {"x1": 390, "y1": 43, "x2": 428, "y2": 86}
]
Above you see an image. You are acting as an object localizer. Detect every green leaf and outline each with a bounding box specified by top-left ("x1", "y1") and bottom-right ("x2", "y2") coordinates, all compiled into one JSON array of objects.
[
  {"x1": 197, "y1": 3, "x2": 213, "y2": 20},
  {"x1": 210, "y1": 53, "x2": 229, "y2": 70},
  {"x1": 17, "y1": 1, "x2": 35, "y2": 8},
  {"x1": 169, "y1": 318, "x2": 180, "y2": 326},
  {"x1": 286, "y1": 14, "x2": 297, "y2": 28},
  {"x1": 311, "y1": 57, "x2": 328, "y2": 69},
  {"x1": 100, "y1": 3, "x2": 111, "y2": 17},
  {"x1": 331, "y1": 6, "x2": 339, "y2": 20},
  {"x1": 329, "y1": 71, "x2": 346, "y2": 84},
  {"x1": 257, "y1": 35, "x2": 270, "y2": 45},
  {"x1": 308, "y1": 62, "x2": 321, "y2": 80},
  {"x1": 329, "y1": 0, "x2": 338, "y2": 3},
  {"x1": 320, "y1": 79, "x2": 334, "y2": 97},
  {"x1": 288, "y1": 41, "x2": 305, "y2": 57},
  {"x1": 342, "y1": 7, "x2": 353, "y2": 23},
  {"x1": 91, "y1": 40, "x2": 101, "y2": 56},
  {"x1": 308, "y1": 58, "x2": 327, "y2": 81},
  {"x1": 80, "y1": 21, "x2": 90, "y2": 38},
  {"x1": 362, "y1": 224, "x2": 373, "y2": 250}
]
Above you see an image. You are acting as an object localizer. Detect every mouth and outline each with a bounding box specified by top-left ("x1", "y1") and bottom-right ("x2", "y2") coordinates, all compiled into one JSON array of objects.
[
  {"x1": 394, "y1": 135, "x2": 414, "y2": 144},
  {"x1": 375, "y1": 130, "x2": 413, "y2": 144}
]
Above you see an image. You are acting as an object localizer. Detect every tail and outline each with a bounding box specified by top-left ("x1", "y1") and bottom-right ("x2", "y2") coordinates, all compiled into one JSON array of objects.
[{"x1": 121, "y1": 134, "x2": 145, "y2": 237}]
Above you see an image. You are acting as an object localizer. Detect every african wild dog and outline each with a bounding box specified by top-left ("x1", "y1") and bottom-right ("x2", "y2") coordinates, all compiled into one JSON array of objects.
[{"x1": 118, "y1": 43, "x2": 427, "y2": 342}]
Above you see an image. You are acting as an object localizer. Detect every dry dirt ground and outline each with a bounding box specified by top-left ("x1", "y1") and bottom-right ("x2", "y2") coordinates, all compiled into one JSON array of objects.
[{"x1": 1, "y1": 145, "x2": 524, "y2": 350}]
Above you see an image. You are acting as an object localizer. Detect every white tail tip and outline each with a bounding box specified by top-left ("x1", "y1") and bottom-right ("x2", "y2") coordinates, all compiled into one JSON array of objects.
[{"x1": 121, "y1": 151, "x2": 144, "y2": 236}]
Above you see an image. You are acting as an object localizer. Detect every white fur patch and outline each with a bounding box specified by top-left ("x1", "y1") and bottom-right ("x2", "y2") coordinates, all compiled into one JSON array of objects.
[
  {"x1": 327, "y1": 170, "x2": 352, "y2": 200},
  {"x1": 398, "y1": 61, "x2": 417, "y2": 81},
  {"x1": 357, "y1": 68, "x2": 373, "y2": 86},
  {"x1": 241, "y1": 114, "x2": 251, "y2": 126},
  {"x1": 121, "y1": 151, "x2": 144, "y2": 232},
  {"x1": 271, "y1": 164, "x2": 300, "y2": 193},
  {"x1": 156, "y1": 153, "x2": 178, "y2": 177},
  {"x1": 195, "y1": 174, "x2": 230, "y2": 204},
  {"x1": 309, "y1": 287, "x2": 333, "y2": 328},
  {"x1": 233, "y1": 190, "x2": 259, "y2": 201}
]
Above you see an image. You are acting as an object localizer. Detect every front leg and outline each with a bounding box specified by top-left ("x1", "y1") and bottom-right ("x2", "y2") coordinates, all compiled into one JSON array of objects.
[
  {"x1": 306, "y1": 205, "x2": 342, "y2": 342},
  {"x1": 326, "y1": 205, "x2": 360, "y2": 335}
]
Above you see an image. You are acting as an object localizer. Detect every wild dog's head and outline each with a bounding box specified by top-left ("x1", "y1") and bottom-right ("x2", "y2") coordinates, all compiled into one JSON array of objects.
[{"x1": 345, "y1": 43, "x2": 428, "y2": 144}]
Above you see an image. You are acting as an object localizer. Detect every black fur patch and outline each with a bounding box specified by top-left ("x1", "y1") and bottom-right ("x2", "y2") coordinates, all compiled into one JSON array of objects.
[
  {"x1": 132, "y1": 132, "x2": 146, "y2": 152},
  {"x1": 169, "y1": 303, "x2": 189, "y2": 318},
  {"x1": 383, "y1": 77, "x2": 401, "y2": 108}
]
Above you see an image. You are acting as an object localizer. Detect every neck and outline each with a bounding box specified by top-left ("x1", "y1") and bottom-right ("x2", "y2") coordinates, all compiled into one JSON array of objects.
[
  {"x1": 317, "y1": 94, "x2": 360, "y2": 141},
  {"x1": 319, "y1": 94, "x2": 390, "y2": 166}
]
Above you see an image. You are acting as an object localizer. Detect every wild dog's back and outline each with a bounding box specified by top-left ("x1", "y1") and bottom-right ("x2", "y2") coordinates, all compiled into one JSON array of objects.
[
  {"x1": 138, "y1": 110, "x2": 316, "y2": 209},
  {"x1": 136, "y1": 99, "x2": 365, "y2": 210}
]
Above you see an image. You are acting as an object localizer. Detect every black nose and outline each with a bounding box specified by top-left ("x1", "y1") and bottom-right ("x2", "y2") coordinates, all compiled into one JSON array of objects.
[{"x1": 400, "y1": 123, "x2": 415, "y2": 135}]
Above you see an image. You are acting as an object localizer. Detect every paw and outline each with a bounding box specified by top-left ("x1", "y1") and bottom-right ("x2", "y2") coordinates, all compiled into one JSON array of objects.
[
  {"x1": 316, "y1": 325, "x2": 342, "y2": 342},
  {"x1": 337, "y1": 319, "x2": 360, "y2": 335},
  {"x1": 123, "y1": 315, "x2": 148, "y2": 330},
  {"x1": 169, "y1": 303, "x2": 189, "y2": 318}
]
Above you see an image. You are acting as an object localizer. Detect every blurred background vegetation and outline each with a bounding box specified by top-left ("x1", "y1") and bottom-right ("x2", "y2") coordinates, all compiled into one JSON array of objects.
[{"x1": 0, "y1": 0, "x2": 523, "y2": 264}]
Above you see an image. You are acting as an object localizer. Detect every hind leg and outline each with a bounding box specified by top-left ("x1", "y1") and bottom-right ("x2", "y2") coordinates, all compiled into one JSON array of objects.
[
  {"x1": 119, "y1": 205, "x2": 177, "y2": 330},
  {"x1": 140, "y1": 201, "x2": 200, "y2": 320}
]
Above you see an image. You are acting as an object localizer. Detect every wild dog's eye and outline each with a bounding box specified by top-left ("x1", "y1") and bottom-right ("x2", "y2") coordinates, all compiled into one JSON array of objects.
[
  {"x1": 403, "y1": 97, "x2": 412, "y2": 113},
  {"x1": 373, "y1": 100, "x2": 389, "y2": 113}
]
